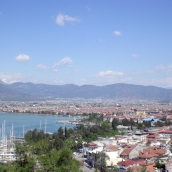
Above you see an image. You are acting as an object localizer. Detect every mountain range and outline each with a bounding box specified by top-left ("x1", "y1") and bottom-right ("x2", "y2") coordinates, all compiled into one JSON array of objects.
[{"x1": 0, "y1": 80, "x2": 172, "y2": 101}]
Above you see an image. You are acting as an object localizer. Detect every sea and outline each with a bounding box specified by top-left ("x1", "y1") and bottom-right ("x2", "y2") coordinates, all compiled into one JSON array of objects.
[{"x1": 0, "y1": 112, "x2": 77, "y2": 137}]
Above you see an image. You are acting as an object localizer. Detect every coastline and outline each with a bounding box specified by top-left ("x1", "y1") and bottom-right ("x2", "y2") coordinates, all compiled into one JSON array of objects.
[{"x1": 0, "y1": 112, "x2": 77, "y2": 137}]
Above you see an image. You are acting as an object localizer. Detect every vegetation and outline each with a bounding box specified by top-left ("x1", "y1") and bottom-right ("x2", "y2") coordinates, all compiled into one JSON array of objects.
[
  {"x1": 0, "y1": 128, "x2": 82, "y2": 172},
  {"x1": 94, "y1": 152, "x2": 110, "y2": 172},
  {"x1": 155, "y1": 162, "x2": 165, "y2": 169},
  {"x1": 111, "y1": 115, "x2": 172, "y2": 130},
  {"x1": 0, "y1": 114, "x2": 120, "y2": 172},
  {"x1": 2, "y1": 112, "x2": 169, "y2": 171},
  {"x1": 126, "y1": 167, "x2": 149, "y2": 172}
]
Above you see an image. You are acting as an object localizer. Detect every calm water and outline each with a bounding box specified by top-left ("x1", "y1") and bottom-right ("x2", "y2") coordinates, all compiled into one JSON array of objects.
[{"x1": 0, "y1": 112, "x2": 76, "y2": 137}]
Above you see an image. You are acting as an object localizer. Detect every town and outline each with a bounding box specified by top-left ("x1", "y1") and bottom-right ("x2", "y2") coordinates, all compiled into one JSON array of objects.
[{"x1": 1, "y1": 99, "x2": 172, "y2": 171}]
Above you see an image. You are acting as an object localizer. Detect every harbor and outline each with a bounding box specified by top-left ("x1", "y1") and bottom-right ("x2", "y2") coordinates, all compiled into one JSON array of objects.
[
  {"x1": 56, "y1": 116, "x2": 94, "y2": 126},
  {"x1": 56, "y1": 116, "x2": 81, "y2": 125},
  {"x1": 0, "y1": 114, "x2": 79, "y2": 163},
  {"x1": 0, "y1": 112, "x2": 77, "y2": 137},
  {"x1": 0, "y1": 121, "x2": 16, "y2": 163}
]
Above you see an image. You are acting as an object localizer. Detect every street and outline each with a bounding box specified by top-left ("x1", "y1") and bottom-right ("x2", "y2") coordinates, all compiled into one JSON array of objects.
[{"x1": 74, "y1": 152, "x2": 95, "y2": 172}]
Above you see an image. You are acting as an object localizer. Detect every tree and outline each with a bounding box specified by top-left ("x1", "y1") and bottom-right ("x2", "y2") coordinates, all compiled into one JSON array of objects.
[
  {"x1": 122, "y1": 118, "x2": 129, "y2": 126},
  {"x1": 155, "y1": 121, "x2": 164, "y2": 127},
  {"x1": 95, "y1": 152, "x2": 110, "y2": 172},
  {"x1": 25, "y1": 130, "x2": 32, "y2": 142},
  {"x1": 65, "y1": 127, "x2": 69, "y2": 138},
  {"x1": 101, "y1": 121, "x2": 111, "y2": 133},
  {"x1": 107, "y1": 166, "x2": 119, "y2": 172},
  {"x1": 15, "y1": 142, "x2": 36, "y2": 172},
  {"x1": 65, "y1": 138, "x2": 76, "y2": 150},
  {"x1": 32, "y1": 128, "x2": 39, "y2": 141},
  {"x1": 58, "y1": 126, "x2": 64, "y2": 140},
  {"x1": 112, "y1": 118, "x2": 118, "y2": 130},
  {"x1": 126, "y1": 168, "x2": 132, "y2": 172},
  {"x1": 139, "y1": 166, "x2": 149, "y2": 172},
  {"x1": 90, "y1": 125, "x2": 101, "y2": 133},
  {"x1": 131, "y1": 125, "x2": 133, "y2": 130},
  {"x1": 39, "y1": 147, "x2": 82, "y2": 172},
  {"x1": 54, "y1": 135, "x2": 64, "y2": 150},
  {"x1": 155, "y1": 162, "x2": 165, "y2": 169},
  {"x1": 137, "y1": 123, "x2": 143, "y2": 129},
  {"x1": 129, "y1": 118, "x2": 135, "y2": 126}
]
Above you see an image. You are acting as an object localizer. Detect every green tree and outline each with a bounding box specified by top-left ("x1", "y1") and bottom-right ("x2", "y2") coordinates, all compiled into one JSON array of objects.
[
  {"x1": 137, "y1": 123, "x2": 143, "y2": 129},
  {"x1": 15, "y1": 142, "x2": 36, "y2": 172},
  {"x1": 65, "y1": 127, "x2": 69, "y2": 138},
  {"x1": 58, "y1": 126, "x2": 64, "y2": 140},
  {"x1": 24, "y1": 130, "x2": 32, "y2": 142},
  {"x1": 65, "y1": 138, "x2": 76, "y2": 150},
  {"x1": 139, "y1": 166, "x2": 149, "y2": 172},
  {"x1": 39, "y1": 147, "x2": 82, "y2": 172},
  {"x1": 107, "y1": 166, "x2": 119, "y2": 172},
  {"x1": 129, "y1": 118, "x2": 135, "y2": 126},
  {"x1": 122, "y1": 118, "x2": 129, "y2": 126},
  {"x1": 126, "y1": 168, "x2": 132, "y2": 172},
  {"x1": 95, "y1": 152, "x2": 110, "y2": 172},
  {"x1": 112, "y1": 118, "x2": 118, "y2": 130},
  {"x1": 101, "y1": 121, "x2": 111, "y2": 133},
  {"x1": 54, "y1": 135, "x2": 64, "y2": 150}
]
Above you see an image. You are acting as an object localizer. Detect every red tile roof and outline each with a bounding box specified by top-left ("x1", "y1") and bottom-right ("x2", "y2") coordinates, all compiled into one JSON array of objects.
[
  {"x1": 118, "y1": 159, "x2": 144, "y2": 167},
  {"x1": 120, "y1": 145, "x2": 136, "y2": 156}
]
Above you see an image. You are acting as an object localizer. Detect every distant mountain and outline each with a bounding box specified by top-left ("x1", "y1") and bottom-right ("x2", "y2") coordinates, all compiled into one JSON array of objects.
[
  {"x1": 166, "y1": 86, "x2": 172, "y2": 89},
  {"x1": 0, "y1": 82, "x2": 170, "y2": 101},
  {"x1": 0, "y1": 83, "x2": 37, "y2": 101},
  {"x1": 0, "y1": 80, "x2": 7, "y2": 85}
]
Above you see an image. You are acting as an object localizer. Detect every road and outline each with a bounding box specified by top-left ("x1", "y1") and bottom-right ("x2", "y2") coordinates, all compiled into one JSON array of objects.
[{"x1": 74, "y1": 152, "x2": 95, "y2": 172}]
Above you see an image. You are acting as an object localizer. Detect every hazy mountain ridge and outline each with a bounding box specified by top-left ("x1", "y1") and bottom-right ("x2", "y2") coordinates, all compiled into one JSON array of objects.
[
  {"x1": 0, "y1": 80, "x2": 172, "y2": 101},
  {"x1": 0, "y1": 83, "x2": 36, "y2": 101}
]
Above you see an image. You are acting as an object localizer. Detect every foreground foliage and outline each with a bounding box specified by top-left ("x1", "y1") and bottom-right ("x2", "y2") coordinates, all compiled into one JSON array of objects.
[
  {"x1": 0, "y1": 113, "x2": 121, "y2": 172},
  {"x1": 0, "y1": 128, "x2": 82, "y2": 172}
]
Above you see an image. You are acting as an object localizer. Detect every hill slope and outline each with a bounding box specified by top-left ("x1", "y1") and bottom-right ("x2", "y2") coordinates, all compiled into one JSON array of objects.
[{"x1": 0, "y1": 82, "x2": 170, "y2": 101}]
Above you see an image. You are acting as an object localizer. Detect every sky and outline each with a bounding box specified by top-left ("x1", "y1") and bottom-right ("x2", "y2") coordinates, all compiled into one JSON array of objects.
[{"x1": 0, "y1": 0, "x2": 172, "y2": 88}]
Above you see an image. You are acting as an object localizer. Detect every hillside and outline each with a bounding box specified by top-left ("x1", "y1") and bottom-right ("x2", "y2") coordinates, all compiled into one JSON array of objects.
[{"x1": 0, "y1": 81, "x2": 172, "y2": 101}]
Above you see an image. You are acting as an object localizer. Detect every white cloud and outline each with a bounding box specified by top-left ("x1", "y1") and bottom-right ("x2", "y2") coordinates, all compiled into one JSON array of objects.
[
  {"x1": 131, "y1": 64, "x2": 172, "y2": 75},
  {"x1": 154, "y1": 64, "x2": 172, "y2": 74},
  {"x1": 139, "y1": 64, "x2": 172, "y2": 74},
  {"x1": 52, "y1": 79, "x2": 66, "y2": 85},
  {"x1": 89, "y1": 70, "x2": 131, "y2": 85},
  {"x1": 15, "y1": 54, "x2": 30, "y2": 62},
  {"x1": 52, "y1": 57, "x2": 73, "y2": 72},
  {"x1": 0, "y1": 73, "x2": 29, "y2": 83},
  {"x1": 132, "y1": 54, "x2": 139, "y2": 58},
  {"x1": 56, "y1": 13, "x2": 80, "y2": 26},
  {"x1": 143, "y1": 77, "x2": 172, "y2": 88},
  {"x1": 113, "y1": 31, "x2": 122, "y2": 36},
  {"x1": 96, "y1": 70, "x2": 123, "y2": 77},
  {"x1": 36, "y1": 64, "x2": 49, "y2": 71}
]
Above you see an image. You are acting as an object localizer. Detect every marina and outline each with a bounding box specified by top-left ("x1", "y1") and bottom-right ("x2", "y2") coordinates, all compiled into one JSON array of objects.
[
  {"x1": 56, "y1": 116, "x2": 81, "y2": 125},
  {"x1": 0, "y1": 112, "x2": 79, "y2": 163},
  {"x1": 0, "y1": 112, "x2": 87, "y2": 164},
  {"x1": 0, "y1": 121, "x2": 16, "y2": 163},
  {"x1": 0, "y1": 112, "x2": 77, "y2": 137}
]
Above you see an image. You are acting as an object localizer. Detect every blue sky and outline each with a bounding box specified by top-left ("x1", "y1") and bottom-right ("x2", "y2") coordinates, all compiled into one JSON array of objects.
[{"x1": 0, "y1": 0, "x2": 172, "y2": 87}]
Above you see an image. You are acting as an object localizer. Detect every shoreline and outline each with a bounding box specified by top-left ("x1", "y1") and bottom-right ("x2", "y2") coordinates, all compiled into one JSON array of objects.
[{"x1": 0, "y1": 110, "x2": 83, "y2": 117}]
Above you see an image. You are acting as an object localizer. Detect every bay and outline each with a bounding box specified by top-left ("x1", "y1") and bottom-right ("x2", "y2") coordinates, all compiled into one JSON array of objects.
[{"x1": 0, "y1": 112, "x2": 76, "y2": 137}]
